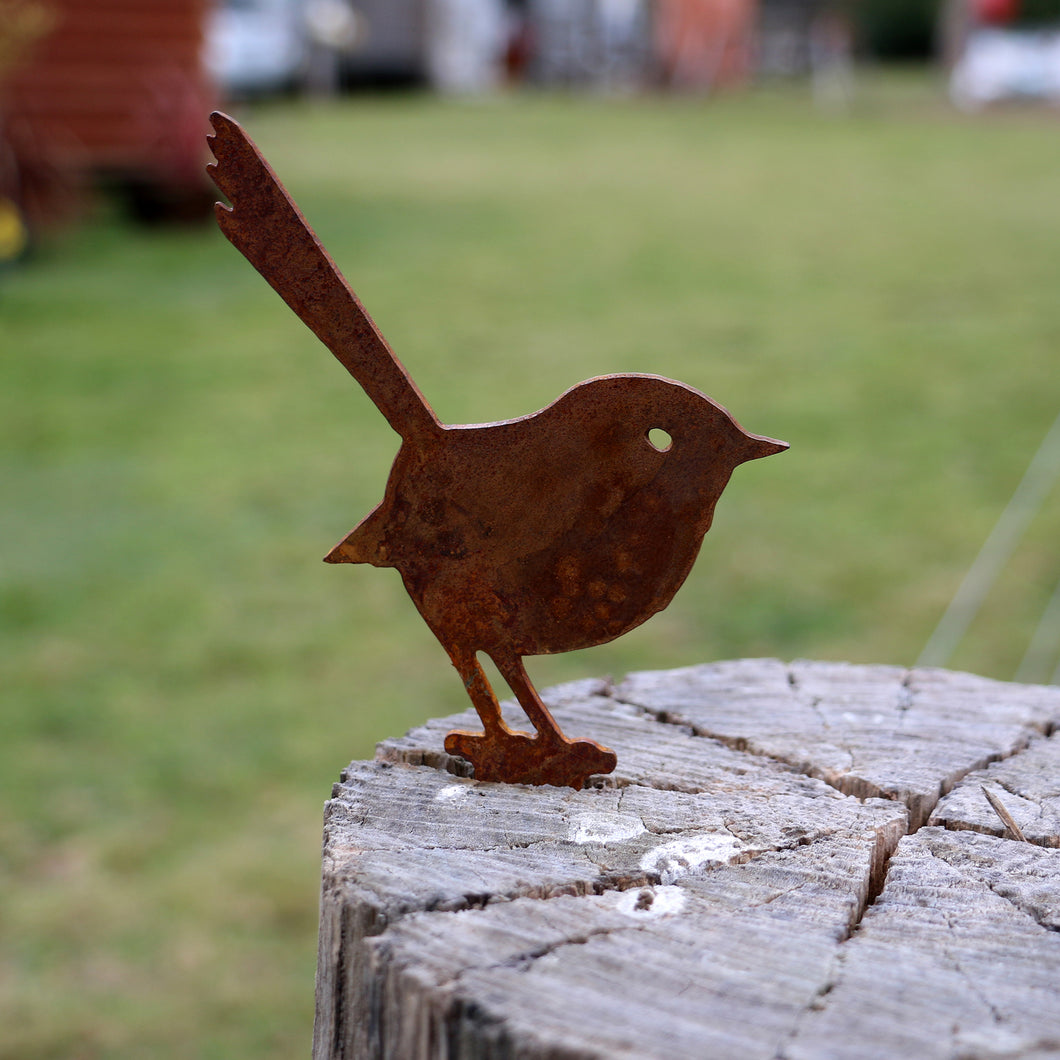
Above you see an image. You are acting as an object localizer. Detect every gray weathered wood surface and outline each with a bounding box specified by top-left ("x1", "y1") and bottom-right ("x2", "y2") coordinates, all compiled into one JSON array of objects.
[{"x1": 313, "y1": 660, "x2": 1060, "y2": 1060}]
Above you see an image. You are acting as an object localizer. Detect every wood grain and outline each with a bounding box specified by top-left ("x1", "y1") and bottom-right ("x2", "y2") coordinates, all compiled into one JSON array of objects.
[{"x1": 314, "y1": 661, "x2": 1060, "y2": 1060}]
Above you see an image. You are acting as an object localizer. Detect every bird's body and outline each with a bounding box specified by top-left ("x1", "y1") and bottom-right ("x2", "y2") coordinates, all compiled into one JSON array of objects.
[
  {"x1": 207, "y1": 112, "x2": 787, "y2": 789},
  {"x1": 330, "y1": 374, "x2": 773, "y2": 659}
]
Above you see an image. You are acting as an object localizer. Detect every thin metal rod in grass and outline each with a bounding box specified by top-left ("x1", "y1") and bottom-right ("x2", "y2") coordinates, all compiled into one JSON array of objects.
[
  {"x1": 918, "y1": 410, "x2": 1060, "y2": 674},
  {"x1": 1016, "y1": 572, "x2": 1060, "y2": 686}
]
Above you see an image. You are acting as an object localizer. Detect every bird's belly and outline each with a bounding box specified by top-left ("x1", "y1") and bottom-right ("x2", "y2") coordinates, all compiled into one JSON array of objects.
[
  {"x1": 504, "y1": 522, "x2": 701, "y2": 654},
  {"x1": 403, "y1": 517, "x2": 704, "y2": 659}
]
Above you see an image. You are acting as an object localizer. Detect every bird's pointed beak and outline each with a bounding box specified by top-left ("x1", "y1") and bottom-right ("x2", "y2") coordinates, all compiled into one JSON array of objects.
[
  {"x1": 324, "y1": 539, "x2": 358, "y2": 563},
  {"x1": 737, "y1": 433, "x2": 789, "y2": 464}
]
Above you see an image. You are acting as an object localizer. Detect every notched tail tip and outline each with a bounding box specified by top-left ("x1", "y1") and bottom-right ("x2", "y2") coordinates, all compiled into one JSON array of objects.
[
  {"x1": 205, "y1": 112, "x2": 241, "y2": 162},
  {"x1": 208, "y1": 110, "x2": 237, "y2": 134},
  {"x1": 205, "y1": 161, "x2": 233, "y2": 214}
]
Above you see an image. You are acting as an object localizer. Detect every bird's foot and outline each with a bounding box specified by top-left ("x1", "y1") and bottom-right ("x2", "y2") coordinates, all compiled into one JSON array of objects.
[{"x1": 444, "y1": 727, "x2": 617, "y2": 790}]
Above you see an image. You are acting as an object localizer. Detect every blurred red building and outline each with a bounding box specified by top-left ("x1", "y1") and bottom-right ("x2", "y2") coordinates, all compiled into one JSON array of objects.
[
  {"x1": 655, "y1": 0, "x2": 756, "y2": 89},
  {"x1": 1, "y1": 0, "x2": 216, "y2": 234}
]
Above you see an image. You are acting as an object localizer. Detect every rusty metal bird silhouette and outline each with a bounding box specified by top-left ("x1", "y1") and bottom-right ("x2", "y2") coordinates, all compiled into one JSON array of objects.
[{"x1": 207, "y1": 111, "x2": 788, "y2": 789}]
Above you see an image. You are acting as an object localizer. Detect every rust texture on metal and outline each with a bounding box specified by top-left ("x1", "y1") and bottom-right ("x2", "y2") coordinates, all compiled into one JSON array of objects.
[{"x1": 206, "y1": 111, "x2": 788, "y2": 790}]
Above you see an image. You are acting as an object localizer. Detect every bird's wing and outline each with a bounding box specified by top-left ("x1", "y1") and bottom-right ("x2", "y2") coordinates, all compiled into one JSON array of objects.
[{"x1": 206, "y1": 111, "x2": 439, "y2": 442}]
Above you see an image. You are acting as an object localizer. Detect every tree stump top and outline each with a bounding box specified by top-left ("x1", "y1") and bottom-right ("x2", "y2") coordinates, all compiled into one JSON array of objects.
[{"x1": 314, "y1": 659, "x2": 1060, "y2": 1060}]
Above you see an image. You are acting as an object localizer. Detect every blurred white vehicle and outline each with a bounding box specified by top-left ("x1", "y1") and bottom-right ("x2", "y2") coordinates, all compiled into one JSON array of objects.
[
  {"x1": 951, "y1": 27, "x2": 1060, "y2": 108},
  {"x1": 207, "y1": 0, "x2": 505, "y2": 95},
  {"x1": 427, "y1": 0, "x2": 506, "y2": 93},
  {"x1": 205, "y1": 0, "x2": 309, "y2": 95}
]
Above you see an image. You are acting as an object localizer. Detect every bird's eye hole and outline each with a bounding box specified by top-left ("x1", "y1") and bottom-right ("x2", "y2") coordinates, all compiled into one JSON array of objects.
[{"x1": 647, "y1": 428, "x2": 672, "y2": 453}]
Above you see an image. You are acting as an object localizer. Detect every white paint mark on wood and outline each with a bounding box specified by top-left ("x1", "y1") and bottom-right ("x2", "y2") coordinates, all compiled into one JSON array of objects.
[
  {"x1": 568, "y1": 812, "x2": 646, "y2": 845},
  {"x1": 612, "y1": 885, "x2": 687, "y2": 919},
  {"x1": 434, "y1": 783, "x2": 471, "y2": 802},
  {"x1": 640, "y1": 833, "x2": 747, "y2": 884}
]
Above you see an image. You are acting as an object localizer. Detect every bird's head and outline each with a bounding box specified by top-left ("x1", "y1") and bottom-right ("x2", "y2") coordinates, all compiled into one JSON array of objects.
[
  {"x1": 573, "y1": 374, "x2": 788, "y2": 531},
  {"x1": 638, "y1": 380, "x2": 786, "y2": 462}
]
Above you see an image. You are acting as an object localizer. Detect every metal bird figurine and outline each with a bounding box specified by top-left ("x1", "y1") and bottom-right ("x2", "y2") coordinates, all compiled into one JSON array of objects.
[{"x1": 207, "y1": 112, "x2": 788, "y2": 790}]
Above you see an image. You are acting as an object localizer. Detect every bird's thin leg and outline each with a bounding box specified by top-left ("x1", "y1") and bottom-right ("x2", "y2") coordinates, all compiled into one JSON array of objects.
[
  {"x1": 445, "y1": 651, "x2": 617, "y2": 788},
  {"x1": 451, "y1": 651, "x2": 513, "y2": 740},
  {"x1": 491, "y1": 654, "x2": 568, "y2": 749}
]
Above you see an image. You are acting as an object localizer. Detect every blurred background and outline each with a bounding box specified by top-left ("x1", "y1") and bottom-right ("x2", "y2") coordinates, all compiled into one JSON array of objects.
[{"x1": 2, "y1": 0, "x2": 1060, "y2": 1056}]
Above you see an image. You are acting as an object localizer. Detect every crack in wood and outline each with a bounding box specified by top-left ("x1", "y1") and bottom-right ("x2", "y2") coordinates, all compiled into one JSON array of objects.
[
  {"x1": 772, "y1": 828, "x2": 1060, "y2": 1060},
  {"x1": 930, "y1": 730, "x2": 1060, "y2": 849},
  {"x1": 614, "y1": 663, "x2": 1054, "y2": 835},
  {"x1": 980, "y1": 878, "x2": 1060, "y2": 935},
  {"x1": 942, "y1": 914, "x2": 1008, "y2": 1027},
  {"x1": 619, "y1": 688, "x2": 898, "y2": 811},
  {"x1": 770, "y1": 948, "x2": 848, "y2": 1060}
]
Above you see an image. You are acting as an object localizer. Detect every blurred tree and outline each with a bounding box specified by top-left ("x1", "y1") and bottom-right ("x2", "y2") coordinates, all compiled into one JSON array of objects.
[
  {"x1": 1015, "y1": 0, "x2": 1060, "y2": 22},
  {"x1": 856, "y1": 0, "x2": 939, "y2": 59}
]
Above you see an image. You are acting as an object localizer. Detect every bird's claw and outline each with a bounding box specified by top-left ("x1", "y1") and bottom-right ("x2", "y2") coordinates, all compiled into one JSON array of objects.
[{"x1": 444, "y1": 728, "x2": 617, "y2": 790}]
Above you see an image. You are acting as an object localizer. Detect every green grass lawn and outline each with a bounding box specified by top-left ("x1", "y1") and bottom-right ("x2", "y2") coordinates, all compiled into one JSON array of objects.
[{"x1": 3, "y1": 74, "x2": 1059, "y2": 1057}]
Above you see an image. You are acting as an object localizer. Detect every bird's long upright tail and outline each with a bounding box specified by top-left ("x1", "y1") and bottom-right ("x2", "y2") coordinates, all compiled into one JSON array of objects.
[{"x1": 206, "y1": 111, "x2": 439, "y2": 443}]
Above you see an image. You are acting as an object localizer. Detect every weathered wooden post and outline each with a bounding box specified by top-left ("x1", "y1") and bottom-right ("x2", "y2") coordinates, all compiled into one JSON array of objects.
[{"x1": 313, "y1": 660, "x2": 1060, "y2": 1060}]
